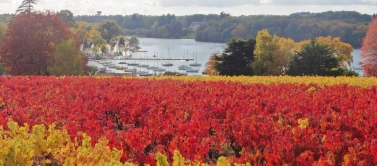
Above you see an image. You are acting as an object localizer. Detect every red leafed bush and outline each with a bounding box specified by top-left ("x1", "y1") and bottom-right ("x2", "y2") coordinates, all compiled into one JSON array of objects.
[{"x1": 0, "y1": 76, "x2": 377, "y2": 165}]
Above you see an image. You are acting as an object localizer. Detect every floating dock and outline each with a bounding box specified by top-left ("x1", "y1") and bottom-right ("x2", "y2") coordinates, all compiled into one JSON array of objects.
[{"x1": 113, "y1": 58, "x2": 194, "y2": 61}]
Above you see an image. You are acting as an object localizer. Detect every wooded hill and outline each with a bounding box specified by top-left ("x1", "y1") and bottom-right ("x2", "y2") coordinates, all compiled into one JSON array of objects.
[
  {"x1": 1, "y1": 11, "x2": 375, "y2": 48},
  {"x1": 75, "y1": 11, "x2": 374, "y2": 48}
]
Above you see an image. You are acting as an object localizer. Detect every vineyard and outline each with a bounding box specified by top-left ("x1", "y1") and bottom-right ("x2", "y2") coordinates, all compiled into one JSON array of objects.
[{"x1": 1, "y1": 76, "x2": 377, "y2": 165}]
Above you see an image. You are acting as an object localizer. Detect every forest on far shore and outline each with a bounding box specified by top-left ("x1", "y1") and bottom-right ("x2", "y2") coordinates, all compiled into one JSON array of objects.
[{"x1": 1, "y1": 11, "x2": 376, "y2": 48}]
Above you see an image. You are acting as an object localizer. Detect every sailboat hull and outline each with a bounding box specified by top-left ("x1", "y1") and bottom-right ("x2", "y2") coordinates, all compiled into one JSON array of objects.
[
  {"x1": 162, "y1": 63, "x2": 173, "y2": 66},
  {"x1": 189, "y1": 63, "x2": 201, "y2": 67}
]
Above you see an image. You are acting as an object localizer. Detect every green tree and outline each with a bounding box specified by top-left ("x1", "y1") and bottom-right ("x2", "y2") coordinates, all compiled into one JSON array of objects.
[
  {"x1": 16, "y1": 0, "x2": 38, "y2": 14},
  {"x1": 0, "y1": 22, "x2": 6, "y2": 75},
  {"x1": 297, "y1": 36, "x2": 354, "y2": 67},
  {"x1": 220, "y1": 11, "x2": 230, "y2": 20},
  {"x1": 98, "y1": 20, "x2": 122, "y2": 41},
  {"x1": 157, "y1": 26, "x2": 169, "y2": 38},
  {"x1": 0, "y1": 63, "x2": 4, "y2": 75},
  {"x1": 167, "y1": 19, "x2": 183, "y2": 38},
  {"x1": 286, "y1": 38, "x2": 344, "y2": 76},
  {"x1": 49, "y1": 38, "x2": 85, "y2": 76},
  {"x1": 59, "y1": 9, "x2": 77, "y2": 27},
  {"x1": 0, "y1": 22, "x2": 6, "y2": 45},
  {"x1": 269, "y1": 37, "x2": 296, "y2": 75},
  {"x1": 119, "y1": 36, "x2": 125, "y2": 46},
  {"x1": 251, "y1": 29, "x2": 296, "y2": 75},
  {"x1": 251, "y1": 29, "x2": 275, "y2": 75},
  {"x1": 214, "y1": 38, "x2": 256, "y2": 76},
  {"x1": 129, "y1": 35, "x2": 139, "y2": 47}
]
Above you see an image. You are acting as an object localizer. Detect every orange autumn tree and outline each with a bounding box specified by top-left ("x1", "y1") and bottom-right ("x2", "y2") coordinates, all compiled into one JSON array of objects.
[
  {"x1": 360, "y1": 17, "x2": 377, "y2": 76},
  {"x1": 0, "y1": 11, "x2": 76, "y2": 76},
  {"x1": 204, "y1": 51, "x2": 221, "y2": 76}
]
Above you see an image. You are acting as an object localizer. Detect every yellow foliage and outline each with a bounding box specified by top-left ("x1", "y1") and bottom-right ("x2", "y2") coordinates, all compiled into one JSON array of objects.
[
  {"x1": 343, "y1": 154, "x2": 350, "y2": 164},
  {"x1": 298, "y1": 118, "x2": 309, "y2": 129},
  {"x1": 0, "y1": 120, "x2": 255, "y2": 165},
  {"x1": 216, "y1": 156, "x2": 231, "y2": 166},
  {"x1": 321, "y1": 135, "x2": 326, "y2": 142},
  {"x1": 204, "y1": 52, "x2": 221, "y2": 76},
  {"x1": 156, "y1": 152, "x2": 169, "y2": 166},
  {"x1": 0, "y1": 97, "x2": 5, "y2": 107},
  {"x1": 269, "y1": 37, "x2": 296, "y2": 75},
  {"x1": 0, "y1": 121, "x2": 130, "y2": 166},
  {"x1": 278, "y1": 115, "x2": 284, "y2": 124},
  {"x1": 296, "y1": 36, "x2": 354, "y2": 67},
  {"x1": 145, "y1": 76, "x2": 377, "y2": 88},
  {"x1": 173, "y1": 150, "x2": 185, "y2": 166}
]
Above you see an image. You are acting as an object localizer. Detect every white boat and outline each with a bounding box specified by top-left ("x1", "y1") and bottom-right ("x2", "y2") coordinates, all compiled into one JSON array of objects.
[
  {"x1": 137, "y1": 70, "x2": 147, "y2": 74},
  {"x1": 147, "y1": 66, "x2": 158, "y2": 70},
  {"x1": 105, "y1": 70, "x2": 115, "y2": 74},
  {"x1": 162, "y1": 62, "x2": 173, "y2": 66},
  {"x1": 139, "y1": 73, "x2": 153, "y2": 76},
  {"x1": 124, "y1": 69, "x2": 134, "y2": 72},
  {"x1": 99, "y1": 61, "x2": 111, "y2": 64},
  {"x1": 186, "y1": 68, "x2": 199, "y2": 72},
  {"x1": 178, "y1": 65, "x2": 191, "y2": 70},
  {"x1": 153, "y1": 68, "x2": 166, "y2": 72},
  {"x1": 127, "y1": 62, "x2": 139, "y2": 66},
  {"x1": 189, "y1": 51, "x2": 201, "y2": 66},
  {"x1": 138, "y1": 64, "x2": 149, "y2": 68},
  {"x1": 121, "y1": 49, "x2": 132, "y2": 59},
  {"x1": 108, "y1": 65, "x2": 117, "y2": 68},
  {"x1": 116, "y1": 66, "x2": 128, "y2": 70},
  {"x1": 137, "y1": 52, "x2": 149, "y2": 68},
  {"x1": 162, "y1": 47, "x2": 173, "y2": 66},
  {"x1": 189, "y1": 62, "x2": 201, "y2": 67},
  {"x1": 103, "y1": 63, "x2": 116, "y2": 68},
  {"x1": 179, "y1": 50, "x2": 193, "y2": 70}
]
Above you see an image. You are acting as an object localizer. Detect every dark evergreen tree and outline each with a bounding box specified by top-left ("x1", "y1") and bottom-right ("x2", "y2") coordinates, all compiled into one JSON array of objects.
[
  {"x1": 220, "y1": 11, "x2": 230, "y2": 20},
  {"x1": 215, "y1": 38, "x2": 256, "y2": 76},
  {"x1": 16, "y1": 0, "x2": 38, "y2": 14},
  {"x1": 286, "y1": 38, "x2": 344, "y2": 76},
  {"x1": 119, "y1": 36, "x2": 125, "y2": 46}
]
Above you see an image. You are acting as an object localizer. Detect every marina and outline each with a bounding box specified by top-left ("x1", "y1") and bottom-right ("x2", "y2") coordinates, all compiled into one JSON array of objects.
[{"x1": 87, "y1": 37, "x2": 364, "y2": 76}]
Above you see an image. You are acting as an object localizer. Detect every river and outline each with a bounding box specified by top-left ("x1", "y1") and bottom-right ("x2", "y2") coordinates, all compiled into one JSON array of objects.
[{"x1": 89, "y1": 37, "x2": 363, "y2": 76}]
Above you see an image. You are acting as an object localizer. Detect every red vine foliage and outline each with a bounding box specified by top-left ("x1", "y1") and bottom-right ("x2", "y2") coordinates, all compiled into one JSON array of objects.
[{"x1": 0, "y1": 77, "x2": 377, "y2": 165}]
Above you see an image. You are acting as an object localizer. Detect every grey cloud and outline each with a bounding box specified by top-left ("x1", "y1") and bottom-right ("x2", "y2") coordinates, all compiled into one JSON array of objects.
[
  {"x1": 144, "y1": 1, "x2": 156, "y2": 6},
  {"x1": 270, "y1": 0, "x2": 377, "y2": 5},
  {"x1": 160, "y1": 0, "x2": 260, "y2": 7},
  {"x1": 160, "y1": 0, "x2": 377, "y2": 7},
  {"x1": 0, "y1": 0, "x2": 12, "y2": 3}
]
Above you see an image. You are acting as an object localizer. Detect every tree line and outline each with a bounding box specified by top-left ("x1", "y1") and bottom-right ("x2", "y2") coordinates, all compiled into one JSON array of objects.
[
  {"x1": 73, "y1": 11, "x2": 373, "y2": 48},
  {"x1": 2, "y1": 10, "x2": 374, "y2": 48},
  {"x1": 205, "y1": 17, "x2": 377, "y2": 77},
  {"x1": 204, "y1": 29, "x2": 359, "y2": 77}
]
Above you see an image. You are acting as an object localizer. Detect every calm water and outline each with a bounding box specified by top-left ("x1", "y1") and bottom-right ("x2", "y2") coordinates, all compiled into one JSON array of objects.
[
  {"x1": 351, "y1": 49, "x2": 363, "y2": 76},
  {"x1": 90, "y1": 38, "x2": 227, "y2": 76},
  {"x1": 133, "y1": 38, "x2": 226, "y2": 75},
  {"x1": 90, "y1": 37, "x2": 363, "y2": 76}
]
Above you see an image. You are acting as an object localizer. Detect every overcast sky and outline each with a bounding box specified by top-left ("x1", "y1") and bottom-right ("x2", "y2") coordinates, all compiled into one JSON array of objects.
[{"x1": 1, "y1": 0, "x2": 376, "y2": 16}]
